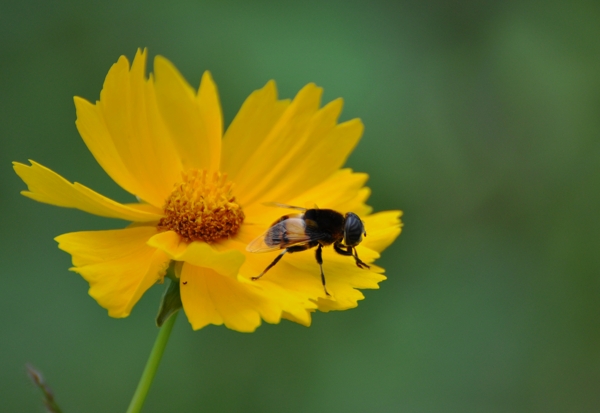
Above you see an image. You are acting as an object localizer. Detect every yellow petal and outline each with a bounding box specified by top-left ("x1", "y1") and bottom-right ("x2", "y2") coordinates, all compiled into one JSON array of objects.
[
  {"x1": 275, "y1": 117, "x2": 363, "y2": 202},
  {"x1": 76, "y1": 50, "x2": 182, "y2": 207},
  {"x1": 222, "y1": 81, "x2": 364, "y2": 207},
  {"x1": 281, "y1": 310, "x2": 313, "y2": 327},
  {"x1": 179, "y1": 264, "x2": 282, "y2": 332},
  {"x1": 55, "y1": 226, "x2": 170, "y2": 317},
  {"x1": 221, "y1": 80, "x2": 290, "y2": 179},
  {"x1": 231, "y1": 83, "x2": 323, "y2": 205},
  {"x1": 242, "y1": 169, "x2": 372, "y2": 228},
  {"x1": 241, "y1": 246, "x2": 330, "y2": 301},
  {"x1": 154, "y1": 57, "x2": 222, "y2": 171},
  {"x1": 315, "y1": 246, "x2": 386, "y2": 311},
  {"x1": 246, "y1": 233, "x2": 385, "y2": 307},
  {"x1": 147, "y1": 230, "x2": 245, "y2": 278},
  {"x1": 196, "y1": 71, "x2": 223, "y2": 170},
  {"x1": 361, "y1": 210, "x2": 403, "y2": 253},
  {"x1": 239, "y1": 259, "x2": 320, "y2": 323},
  {"x1": 288, "y1": 169, "x2": 372, "y2": 215},
  {"x1": 13, "y1": 160, "x2": 163, "y2": 222},
  {"x1": 197, "y1": 232, "x2": 320, "y2": 324},
  {"x1": 244, "y1": 103, "x2": 364, "y2": 206},
  {"x1": 317, "y1": 288, "x2": 365, "y2": 312}
]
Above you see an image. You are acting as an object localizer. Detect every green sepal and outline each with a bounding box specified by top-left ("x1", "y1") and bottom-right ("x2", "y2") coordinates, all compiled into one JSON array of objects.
[{"x1": 156, "y1": 278, "x2": 182, "y2": 327}]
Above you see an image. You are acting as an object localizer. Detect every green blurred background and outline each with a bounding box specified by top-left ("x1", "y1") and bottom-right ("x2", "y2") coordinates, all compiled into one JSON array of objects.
[{"x1": 2, "y1": 1, "x2": 600, "y2": 412}]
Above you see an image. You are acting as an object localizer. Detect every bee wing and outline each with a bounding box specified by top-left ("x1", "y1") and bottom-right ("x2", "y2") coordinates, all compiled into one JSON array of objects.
[
  {"x1": 262, "y1": 202, "x2": 307, "y2": 212},
  {"x1": 247, "y1": 216, "x2": 323, "y2": 253}
]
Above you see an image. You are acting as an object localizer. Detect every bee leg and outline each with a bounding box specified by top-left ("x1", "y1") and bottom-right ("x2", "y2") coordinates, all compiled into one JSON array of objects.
[
  {"x1": 352, "y1": 247, "x2": 370, "y2": 270},
  {"x1": 251, "y1": 250, "x2": 288, "y2": 281},
  {"x1": 252, "y1": 242, "x2": 316, "y2": 281},
  {"x1": 333, "y1": 243, "x2": 370, "y2": 269},
  {"x1": 286, "y1": 241, "x2": 328, "y2": 295},
  {"x1": 333, "y1": 242, "x2": 353, "y2": 257},
  {"x1": 315, "y1": 244, "x2": 331, "y2": 296}
]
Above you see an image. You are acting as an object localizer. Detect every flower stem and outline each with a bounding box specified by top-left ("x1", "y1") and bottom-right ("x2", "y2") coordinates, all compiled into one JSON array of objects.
[{"x1": 125, "y1": 310, "x2": 179, "y2": 413}]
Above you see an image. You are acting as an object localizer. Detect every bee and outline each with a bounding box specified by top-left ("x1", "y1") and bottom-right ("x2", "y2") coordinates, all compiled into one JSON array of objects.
[{"x1": 246, "y1": 204, "x2": 370, "y2": 296}]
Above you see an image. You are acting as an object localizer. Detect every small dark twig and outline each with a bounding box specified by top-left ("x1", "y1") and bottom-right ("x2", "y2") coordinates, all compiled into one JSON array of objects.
[{"x1": 26, "y1": 364, "x2": 63, "y2": 413}]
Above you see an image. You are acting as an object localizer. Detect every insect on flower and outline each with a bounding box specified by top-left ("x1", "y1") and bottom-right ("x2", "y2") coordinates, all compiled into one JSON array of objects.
[
  {"x1": 13, "y1": 49, "x2": 402, "y2": 332},
  {"x1": 246, "y1": 203, "x2": 370, "y2": 296}
]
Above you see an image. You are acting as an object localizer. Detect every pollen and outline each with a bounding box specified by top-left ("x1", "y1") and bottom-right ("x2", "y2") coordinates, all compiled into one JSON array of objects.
[{"x1": 158, "y1": 169, "x2": 244, "y2": 243}]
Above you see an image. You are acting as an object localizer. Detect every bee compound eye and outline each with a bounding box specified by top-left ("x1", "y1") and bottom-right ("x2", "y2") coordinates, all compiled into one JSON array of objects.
[{"x1": 344, "y1": 212, "x2": 365, "y2": 246}]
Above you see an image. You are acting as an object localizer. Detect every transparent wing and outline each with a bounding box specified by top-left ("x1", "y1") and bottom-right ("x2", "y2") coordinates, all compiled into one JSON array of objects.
[
  {"x1": 246, "y1": 216, "x2": 325, "y2": 253},
  {"x1": 262, "y1": 202, "x2": 307, "y2": 212}
]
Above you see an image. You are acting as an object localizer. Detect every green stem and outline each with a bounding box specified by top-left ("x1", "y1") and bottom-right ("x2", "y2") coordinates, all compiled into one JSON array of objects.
[{"x1": 125, "y1": 311, "x2": 179, "y2": 413}]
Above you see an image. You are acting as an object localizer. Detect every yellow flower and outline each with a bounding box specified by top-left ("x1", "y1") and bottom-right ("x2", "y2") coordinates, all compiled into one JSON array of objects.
[{"x1": 13, "y1": 49, "x2": 402, "y2": 332}]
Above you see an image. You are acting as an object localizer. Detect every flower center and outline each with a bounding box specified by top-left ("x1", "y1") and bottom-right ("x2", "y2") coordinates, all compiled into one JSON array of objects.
[{"x1": 158, "y1": 169, "x2": 244, "y2": 243}]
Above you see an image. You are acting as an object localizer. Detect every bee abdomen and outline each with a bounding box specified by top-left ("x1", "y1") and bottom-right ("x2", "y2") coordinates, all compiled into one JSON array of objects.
[{"x1": 265, "y1": 215, "x2": 291, "y2": 248}]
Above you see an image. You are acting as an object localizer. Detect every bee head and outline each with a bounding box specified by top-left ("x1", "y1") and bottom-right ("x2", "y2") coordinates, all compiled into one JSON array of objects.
[{"x1": 343, "y1": 212, "x2": 366, "y2": 247}]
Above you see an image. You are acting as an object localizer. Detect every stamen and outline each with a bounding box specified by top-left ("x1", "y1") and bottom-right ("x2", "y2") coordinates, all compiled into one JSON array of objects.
[{"x1": 158, "y1": 169, "x2": 244, "y2": 243}]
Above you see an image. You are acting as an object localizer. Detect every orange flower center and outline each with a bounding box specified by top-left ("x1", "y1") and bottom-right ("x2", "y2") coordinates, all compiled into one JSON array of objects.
[{"x1": 158, "y1": 169, "x2": 244, "y2": 243}]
